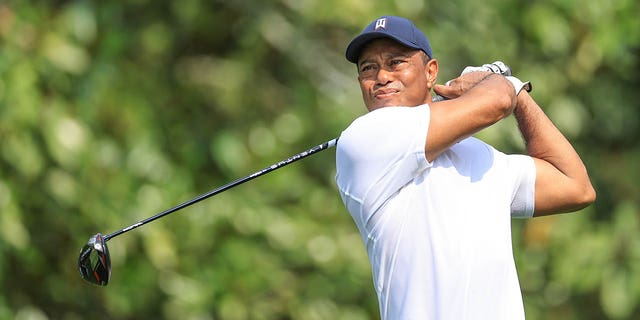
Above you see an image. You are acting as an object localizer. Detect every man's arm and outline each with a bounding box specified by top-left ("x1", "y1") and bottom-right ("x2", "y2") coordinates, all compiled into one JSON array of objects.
[
  {"x1": 514, "y1": 91, "x2": 596, "y2": 216},
  {"x1": 427, "y1": 72, "x2": 517, "y2": 161}
]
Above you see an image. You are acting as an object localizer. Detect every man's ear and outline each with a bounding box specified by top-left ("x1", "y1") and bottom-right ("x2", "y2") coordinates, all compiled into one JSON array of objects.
[{"x1": 425, "y1": 58, "x2": 439, "y2": 88}]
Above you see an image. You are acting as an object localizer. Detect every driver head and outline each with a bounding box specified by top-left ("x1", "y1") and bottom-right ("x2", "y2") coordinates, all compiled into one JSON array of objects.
[{"x1": 78, "y1": 233, "x2": 111, "y2": 286}]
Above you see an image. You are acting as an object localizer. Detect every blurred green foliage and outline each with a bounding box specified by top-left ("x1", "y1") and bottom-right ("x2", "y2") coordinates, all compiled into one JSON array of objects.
[{"x1": 0, "y1": 0, "x2": 638, "y2": 319}]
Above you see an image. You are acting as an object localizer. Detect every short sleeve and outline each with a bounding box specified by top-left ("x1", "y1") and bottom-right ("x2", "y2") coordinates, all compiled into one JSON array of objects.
[
  {"x1": 508, "y1": 154, "x2": 536, "y2": 218},
  {"x1": 335, "y1": 105, "x2": 431, "y2": 219}
]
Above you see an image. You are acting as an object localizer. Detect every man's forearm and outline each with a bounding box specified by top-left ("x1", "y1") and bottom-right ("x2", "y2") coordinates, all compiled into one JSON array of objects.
[
  {"x1": 427, "y1": 73, "x2": 516, "y2": 161},
  {"x1": 514, "y1": 92, "x2": 581, "y2": 174}
]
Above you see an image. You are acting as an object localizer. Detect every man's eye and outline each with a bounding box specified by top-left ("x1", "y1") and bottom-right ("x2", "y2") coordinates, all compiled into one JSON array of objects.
[
  {"x1": 360, "y1": 65, "x2": 374, "y2": 73},
  {"x1": 390, "y1": 59, "x2": 404, "y2": 66}
]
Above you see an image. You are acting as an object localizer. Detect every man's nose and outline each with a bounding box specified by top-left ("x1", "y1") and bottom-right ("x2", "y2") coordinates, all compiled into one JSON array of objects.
[{"x1": 375, "y1": 67, "x2": 394, "y2": 85}]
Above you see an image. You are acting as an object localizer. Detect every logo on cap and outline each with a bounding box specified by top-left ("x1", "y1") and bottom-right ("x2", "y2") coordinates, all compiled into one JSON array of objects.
[{"x1": 374, "y1": 18, "x2": 386, "y2": 31}]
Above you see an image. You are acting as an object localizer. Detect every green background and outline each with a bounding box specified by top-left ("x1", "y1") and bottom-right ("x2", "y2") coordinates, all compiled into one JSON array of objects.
[{"x1": 1, "y1": 0, "x2": 638, "y2": 319}]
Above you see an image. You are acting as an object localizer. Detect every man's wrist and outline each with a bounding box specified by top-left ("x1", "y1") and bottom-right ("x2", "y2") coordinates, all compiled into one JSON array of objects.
[{"x1": 506, "y1": 76, "x2": 532, "y2": 95}]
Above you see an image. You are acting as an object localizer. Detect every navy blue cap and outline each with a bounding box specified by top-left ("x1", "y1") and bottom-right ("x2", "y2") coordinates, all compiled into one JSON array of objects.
[{"x1": 345, "y1": 16, "x2": 433, "y2": 63}]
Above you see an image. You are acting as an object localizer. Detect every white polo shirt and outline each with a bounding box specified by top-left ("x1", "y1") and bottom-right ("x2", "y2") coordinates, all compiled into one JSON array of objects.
[{"x1": 335, "y1": 104, "x2": 535, "y2": 320}]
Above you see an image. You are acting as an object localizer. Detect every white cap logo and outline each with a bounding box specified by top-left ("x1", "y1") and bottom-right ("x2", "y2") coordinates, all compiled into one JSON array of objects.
[{"x1": 374, "y1": 18, "x2": 386, "y2": 31}]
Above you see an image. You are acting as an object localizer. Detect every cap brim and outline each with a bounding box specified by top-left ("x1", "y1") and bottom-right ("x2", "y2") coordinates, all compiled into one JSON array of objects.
[{"x1": 345, "y1": 32, "x2": 422, "y2": 63}]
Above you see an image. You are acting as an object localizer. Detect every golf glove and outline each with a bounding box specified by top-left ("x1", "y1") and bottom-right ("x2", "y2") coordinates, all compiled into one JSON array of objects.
[
  {"x1": 461, "y1": 61, "x2": 512, "y2": 76},
  {"x1": 460, "y1": 61, "x2": 532, "y2": 94}
]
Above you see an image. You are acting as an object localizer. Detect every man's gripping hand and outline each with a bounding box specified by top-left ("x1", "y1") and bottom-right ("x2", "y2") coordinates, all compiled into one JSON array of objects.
[{"x1": 433, "y1": 61, "x2": 531, "y2": 100}]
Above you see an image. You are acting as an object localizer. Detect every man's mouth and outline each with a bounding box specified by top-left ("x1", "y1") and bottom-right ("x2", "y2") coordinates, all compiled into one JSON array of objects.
[{"x1": 374, "y1": 89, "x2": 399, "y2": 99}]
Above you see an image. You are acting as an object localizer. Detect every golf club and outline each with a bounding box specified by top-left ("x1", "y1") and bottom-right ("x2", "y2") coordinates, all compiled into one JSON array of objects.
[
  {"x1": 79, "y1": 138, "x2": 338, "y2": 286},
  {"x1": 78, "y1": 62, "x2": 516, "y2": 286}
]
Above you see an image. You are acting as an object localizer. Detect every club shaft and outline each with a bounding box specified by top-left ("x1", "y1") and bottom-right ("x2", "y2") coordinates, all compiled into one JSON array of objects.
[{"x1": 104, "y1": 138, "x2": 338, "y2": 241}]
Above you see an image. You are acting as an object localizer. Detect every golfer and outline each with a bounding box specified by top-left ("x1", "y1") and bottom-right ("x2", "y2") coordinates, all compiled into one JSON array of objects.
[{"x1": 335, "y1": 16, "x2": 595, "y2": 319}]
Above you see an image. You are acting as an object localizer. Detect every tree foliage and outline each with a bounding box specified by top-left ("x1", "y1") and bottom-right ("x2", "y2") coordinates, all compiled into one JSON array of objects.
[{"x1": 0, "y1": 0, "x2": 638, "y2": 319}]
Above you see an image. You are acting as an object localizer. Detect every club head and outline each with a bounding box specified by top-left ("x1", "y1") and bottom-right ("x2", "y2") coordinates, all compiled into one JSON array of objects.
[{"x1": 78, "y1": 233, "x2": 111, "y2": 286}]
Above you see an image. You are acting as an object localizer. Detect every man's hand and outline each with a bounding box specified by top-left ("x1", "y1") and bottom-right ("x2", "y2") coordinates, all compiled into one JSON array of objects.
[
  {"x1": 432, "y1": 61, "x2": 510, "y2": 100},
  {"x1": 433, "y1": 71, "x2": 494, "y2": 100},
  {"x1": 433, "y1": 61, "x2": 531, "y2": 100}
]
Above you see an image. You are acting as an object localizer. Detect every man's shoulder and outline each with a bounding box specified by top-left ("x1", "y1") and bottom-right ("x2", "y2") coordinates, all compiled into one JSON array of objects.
[{"x1": 345, "y1": 105, "x2": 429, "y2": 132}]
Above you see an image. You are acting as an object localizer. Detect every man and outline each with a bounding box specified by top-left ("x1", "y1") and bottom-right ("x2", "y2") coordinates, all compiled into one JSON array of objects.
[{"x1": 335, "y1": 16, "x2": 595, "y2": 319}]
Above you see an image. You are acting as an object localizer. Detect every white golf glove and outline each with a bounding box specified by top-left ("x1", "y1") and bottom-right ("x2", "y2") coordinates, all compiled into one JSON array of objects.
[
  {"x1": 458, "y1": 61, "x2": 532, "y2": 94},
  {"x1": 461, "y1": 61, "x2": 512, "y2": 76}
]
